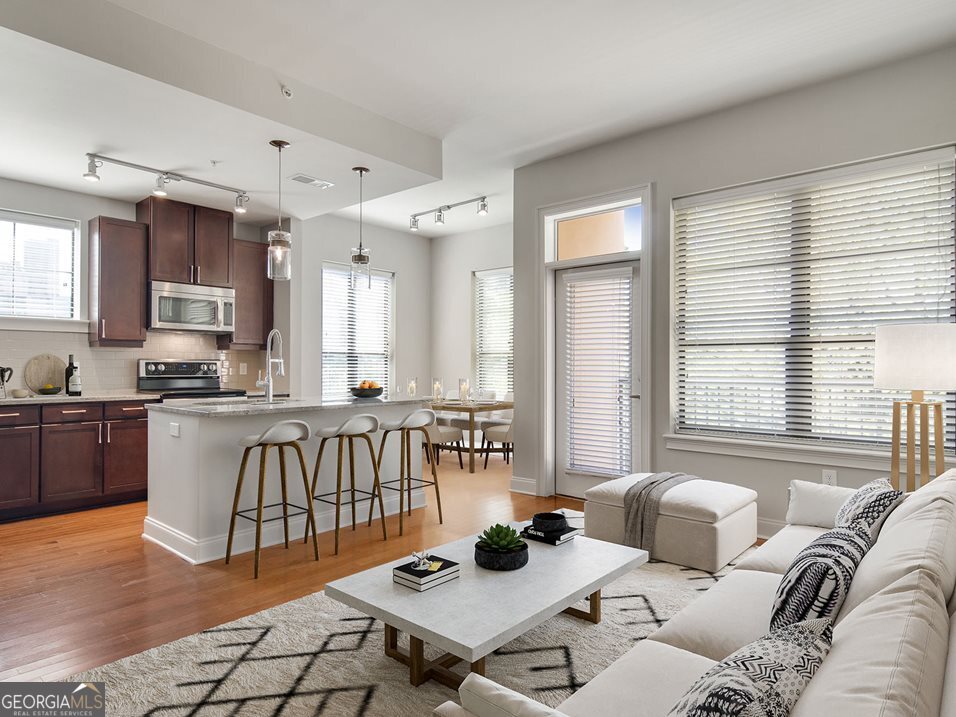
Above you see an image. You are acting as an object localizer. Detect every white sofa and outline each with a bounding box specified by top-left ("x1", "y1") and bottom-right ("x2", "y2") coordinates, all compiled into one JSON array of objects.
[{"x1": 435, "y1": 469, "x2": 956, "y2": 716}]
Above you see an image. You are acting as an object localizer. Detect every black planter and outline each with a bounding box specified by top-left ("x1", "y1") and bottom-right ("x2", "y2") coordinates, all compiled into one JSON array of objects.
[
  {"x1": 474, "y1": 542, "x2": 529, "y2": 571},
  {"x1": 532, "y1": 512, "x2": 568, "y2": 533}
]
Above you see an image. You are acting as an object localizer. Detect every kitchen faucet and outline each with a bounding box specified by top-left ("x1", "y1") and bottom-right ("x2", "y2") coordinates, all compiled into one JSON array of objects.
[{"x1": 257, "y1": 329, "x2": 285, "y2": 403}]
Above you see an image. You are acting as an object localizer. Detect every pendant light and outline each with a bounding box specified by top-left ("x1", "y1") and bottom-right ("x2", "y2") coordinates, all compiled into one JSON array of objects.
[
  {"x1": 350, "y1": 166, "x2": 372, "y2": 289},
  {"x1": 267, "y1": 140, "x2": 292, "y2": 281}
]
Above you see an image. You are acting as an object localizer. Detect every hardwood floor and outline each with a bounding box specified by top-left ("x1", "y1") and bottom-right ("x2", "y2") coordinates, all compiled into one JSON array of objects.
[{"x1": 0, "y1": 455, "x2": 580, "y2": 681}]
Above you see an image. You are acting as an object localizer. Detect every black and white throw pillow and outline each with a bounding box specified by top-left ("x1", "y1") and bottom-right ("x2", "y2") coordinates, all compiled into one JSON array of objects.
[
  {"x1": 770, "y1": 522, "x2": 871, "y2": 630},
  {"x1": 834, "y1": 478, "x2": 904, "y2": 541},
  {"x1": 667, "y1": 618, "x2": 832, "y2": 717}
]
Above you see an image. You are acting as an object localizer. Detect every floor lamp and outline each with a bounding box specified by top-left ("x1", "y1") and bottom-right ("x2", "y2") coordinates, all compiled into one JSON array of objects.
[{"x1": 875, "y1": 324, "x2": 956, "y2": 491}]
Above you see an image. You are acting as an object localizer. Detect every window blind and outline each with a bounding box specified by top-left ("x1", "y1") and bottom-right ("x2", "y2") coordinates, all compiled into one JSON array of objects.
[
  {"x1": 474, "y1": 268, "x2": 514, "y2": 397},
  {"x1": 0, "y1": 210, "x2": 79, "y2": 319},
  {"x1": 563, "y1": 267, "x2": 633, "y2": 476},
  {"x1": 321, "y1": 263, "x2": 394, "y2": 400},
  {"x1": 673, "y1": 150, "x2": 956, "y2": 450}
]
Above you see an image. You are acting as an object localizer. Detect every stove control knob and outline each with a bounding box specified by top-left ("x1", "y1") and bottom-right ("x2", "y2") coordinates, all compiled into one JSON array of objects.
[
  {"x1": 200, "y1": 364, "x2": 207, "y2": 371},
  {"x1": 147, "y1": 363, "x2": 155, "y2": 372},
  {"x1": 157, "y1": 363, "x2": 165, "y2": 372}
]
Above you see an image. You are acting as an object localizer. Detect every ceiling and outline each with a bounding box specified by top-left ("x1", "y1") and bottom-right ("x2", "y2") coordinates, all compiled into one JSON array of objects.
[{"x1": 5, "y1": 1, "x2": 956, "y2": 237}]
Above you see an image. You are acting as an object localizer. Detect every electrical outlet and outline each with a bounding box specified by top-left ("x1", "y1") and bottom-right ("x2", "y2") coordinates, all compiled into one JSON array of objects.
[
  {"x1": 822, "y1": 469, "x2": 838, "y2": 486},
  {"x1": 239, "y1": 363, "x2": 247, "y2": 376},
  {"x1": 170, "y1": 422, "x2": 180, "y2": 437}
]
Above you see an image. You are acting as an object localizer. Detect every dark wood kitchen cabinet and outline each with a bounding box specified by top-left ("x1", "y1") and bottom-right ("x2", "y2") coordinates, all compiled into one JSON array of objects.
[
  {"x1": 0, "y1": 426, "x2": 39, "y2": 510},
  {"x1": 137, "y1": 196, "x2": 233, "y2": 288},
  {"x1": 41, "y1": 421, "x2": 103, "y2": 502},
  {"x1": 88, "y1": 217, "x2": 148, "y2": 348},
  {"x1": 104, "y1": 418, "x2": 148, "y2": 494},
  {"x1": 217, "y1": 239, "x2": 273, "y2": 350}
]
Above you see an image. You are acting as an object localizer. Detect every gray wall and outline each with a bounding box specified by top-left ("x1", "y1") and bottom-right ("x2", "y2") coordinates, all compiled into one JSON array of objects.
[
  {"x1": 513, "y1": 44, "x2": 956, "y2": 532},
  {"x1": 430, "y1": 223, "x2": 513, "y2": 388}
]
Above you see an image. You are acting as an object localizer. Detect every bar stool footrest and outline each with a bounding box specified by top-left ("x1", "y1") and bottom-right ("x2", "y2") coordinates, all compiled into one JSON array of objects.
[
  {"x1": 235, "y1": 502, "x2": 312, "y2": 523},
  {"x1": 313, "y1": 488, "x2": 376, "y2": 507},
  {"x1": 379, "y1": 477, "x2": 436, "y2": 490}
]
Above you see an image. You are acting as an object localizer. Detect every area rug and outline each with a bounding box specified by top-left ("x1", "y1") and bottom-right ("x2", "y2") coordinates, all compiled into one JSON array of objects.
[{"x1": 74, "y1": 556, "x2": 745, "y2": 716}]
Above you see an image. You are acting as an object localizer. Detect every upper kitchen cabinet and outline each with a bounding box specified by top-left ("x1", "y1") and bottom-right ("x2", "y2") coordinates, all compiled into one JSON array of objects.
[
  {"x1": 218, "y1": 239, "x2": 273, "y2": 350},
  {"x1": 137, "y1": 197, "x2": 233, "y2": 288},
  {"x1": 88, "y1": 217, "x2": 148, "y2": 347}
]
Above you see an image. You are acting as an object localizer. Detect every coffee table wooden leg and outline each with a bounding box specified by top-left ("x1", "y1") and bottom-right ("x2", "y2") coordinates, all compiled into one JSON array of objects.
[
  {"x1": 563, "y1": 589, "x2": 601, "y2": 624},
  {"x1": 409, "y1": 635, "x2": 427, "y2": 686},
  {"x1": 470, "y1": 656, "x2": 486, "y2": 676},
  {"x1": 383, "y1": 623, "x2": 480, "y2": 688},
  {"x1": 384, "y1": 624, "x2": 402, "y2": 661}
]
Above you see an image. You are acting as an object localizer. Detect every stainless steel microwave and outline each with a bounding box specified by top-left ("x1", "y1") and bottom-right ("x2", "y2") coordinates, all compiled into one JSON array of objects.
[{"x1": 149, "y1": 281, "x2": 235, "y2": 333}]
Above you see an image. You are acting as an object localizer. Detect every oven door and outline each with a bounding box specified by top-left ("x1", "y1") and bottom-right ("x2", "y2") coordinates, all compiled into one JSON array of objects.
[{"x1": 150, "y1": 282, "x2": 235, "y2": 333}]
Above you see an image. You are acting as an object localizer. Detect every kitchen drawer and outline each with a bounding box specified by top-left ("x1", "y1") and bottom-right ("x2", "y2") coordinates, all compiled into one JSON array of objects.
[
  {"x1": 104, "y1": 400, "x2": 156, "y2": 420},
  {"x1": 0, "y1": 405, "x2": 40, "y2": 427},
  {"x1": 41, "y1": 403, "x2": 104, "y2": 424}
]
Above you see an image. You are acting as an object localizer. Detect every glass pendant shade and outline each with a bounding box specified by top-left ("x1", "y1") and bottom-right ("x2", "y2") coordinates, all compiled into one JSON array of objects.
[
  {"x1": 349, "y1": 246, "x2": 371, "y2": 289},
  {"x1": 267, "y1": 229, "x2": 292, "y2": 281}
]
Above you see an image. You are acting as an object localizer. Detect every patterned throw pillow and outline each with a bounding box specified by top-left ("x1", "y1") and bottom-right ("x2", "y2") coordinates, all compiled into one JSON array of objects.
[
  {"x1": 769, "y1": 522, "x2": 871, "y2": 630},
  {"x1": 834, "y1": 478, "x2": 905, "y2": 541},
  {"x1": 667, "y1": 618, "x2": 833, "y2": 717}
]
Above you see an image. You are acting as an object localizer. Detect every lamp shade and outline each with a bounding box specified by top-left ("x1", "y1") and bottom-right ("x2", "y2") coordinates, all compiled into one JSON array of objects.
[{"x1": 874, "y1": 323, "x2": 956, "y2": 390}]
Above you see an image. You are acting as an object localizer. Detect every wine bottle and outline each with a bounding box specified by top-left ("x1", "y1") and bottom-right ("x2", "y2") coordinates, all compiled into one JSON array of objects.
[
  {"x1": 67, "y1": 357, "x2": 82, "y2": 397},
  {"x1": 65, "y1": 355, "x2": 76, "y2": 393}
]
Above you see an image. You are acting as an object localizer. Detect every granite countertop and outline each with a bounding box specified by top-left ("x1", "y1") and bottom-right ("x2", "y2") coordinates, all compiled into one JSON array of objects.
[
  {"x1": 147, "y1": 396, "x2": 429, "y2": 418},
  {"x1": 0, "y1": 391, "x2": 148, "y2": 406}
]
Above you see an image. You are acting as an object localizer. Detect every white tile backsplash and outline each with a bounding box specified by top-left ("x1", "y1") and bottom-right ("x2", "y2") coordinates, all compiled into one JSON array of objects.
[{"x1": 0, "y1": 330, "x2": 264, "y2": 392}]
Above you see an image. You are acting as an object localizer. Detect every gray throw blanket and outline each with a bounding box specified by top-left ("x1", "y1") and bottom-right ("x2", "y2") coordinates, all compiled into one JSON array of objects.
[{"x1": 623, "y1": 472, "x2": 696, "y2": 555}]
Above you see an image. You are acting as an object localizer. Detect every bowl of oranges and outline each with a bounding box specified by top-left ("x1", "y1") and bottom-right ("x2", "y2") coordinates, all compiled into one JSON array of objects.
[{"x1": 350, "y1": 380, "x2": 383, "y2": 398}]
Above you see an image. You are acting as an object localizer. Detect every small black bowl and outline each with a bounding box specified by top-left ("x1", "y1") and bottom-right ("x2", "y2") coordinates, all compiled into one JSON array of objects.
[
  {"x1": 532, "y1": 512, "x2": 568, "y2": 533},
  {"x1": 38, "y1": 386, "x2": 63, "y2": 395},
  {"x1": 350, "y1": 387, "x2": 384, "y2": 398}
]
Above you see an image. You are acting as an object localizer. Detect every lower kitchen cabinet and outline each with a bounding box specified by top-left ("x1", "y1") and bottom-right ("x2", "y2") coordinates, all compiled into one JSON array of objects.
[
  {"x1": 0, "y1": 426, "x2": 39, "y2": 510},
  {"x1": 41, "y1": 422, "x2": 104, "y2": 502},
  {"x1": 104, "y1": 419, "x2": 148, "y2": 494}
]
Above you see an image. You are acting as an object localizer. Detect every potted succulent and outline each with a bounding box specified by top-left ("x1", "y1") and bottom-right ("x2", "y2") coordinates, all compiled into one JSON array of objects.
[{"x1": 474, "y1": 523, "x2": 529, "y2": 571}]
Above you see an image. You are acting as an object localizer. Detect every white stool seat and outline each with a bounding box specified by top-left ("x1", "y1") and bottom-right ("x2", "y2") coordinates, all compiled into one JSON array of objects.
[
  {"x1": 238, "y1": 419, "x2": 312, "y2": 447},
  {"x1": 380, "y1": 409, "x2": 436, "y2": 431},
  {"x1": 315, "y1": 413, "x2": 380, "y2": 438}
]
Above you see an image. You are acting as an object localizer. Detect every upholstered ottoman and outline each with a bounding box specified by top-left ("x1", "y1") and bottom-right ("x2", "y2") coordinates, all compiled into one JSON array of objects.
[{"x1": 584, "y1": 474, "x2": 758, "y2": 572}]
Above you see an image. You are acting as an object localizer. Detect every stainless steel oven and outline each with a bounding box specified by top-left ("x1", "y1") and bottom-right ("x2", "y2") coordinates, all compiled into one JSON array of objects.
[{"x1": 149, "y1": 281, "x2": 235, "y2": 333}]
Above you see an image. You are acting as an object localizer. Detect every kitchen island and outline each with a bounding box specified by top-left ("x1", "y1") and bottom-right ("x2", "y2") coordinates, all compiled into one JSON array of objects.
[{"x1": 144, "y1": 396, "x2": 428, "y2": 563}]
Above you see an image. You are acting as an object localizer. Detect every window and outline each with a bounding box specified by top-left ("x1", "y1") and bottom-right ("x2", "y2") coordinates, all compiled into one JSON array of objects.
[
  {"x1": 321, "y1": 263, "x2": 394, "y2": 400},
  {"x1": 556, "y1": 204, "x2": 642, "y2": 261},
  {"x1": 673, "y1": 149, "x2": 956, "y2": 451},
  {"x1": 474, "y1": 268, "x2": 514, "y2": 397},
  {"x1": 0, "y1": 210, "x2": 80, "y2": 319}
]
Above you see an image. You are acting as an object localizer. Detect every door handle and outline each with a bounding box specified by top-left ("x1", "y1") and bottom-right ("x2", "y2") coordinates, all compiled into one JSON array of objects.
[{"x1": 630, "y1": 395, "x2": 641, "y2": 399}]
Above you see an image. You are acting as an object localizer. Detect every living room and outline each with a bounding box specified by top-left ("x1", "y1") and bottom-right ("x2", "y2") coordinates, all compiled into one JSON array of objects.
[{"x1": 1, "y1": 2, "x2": 956, "y2": 716}]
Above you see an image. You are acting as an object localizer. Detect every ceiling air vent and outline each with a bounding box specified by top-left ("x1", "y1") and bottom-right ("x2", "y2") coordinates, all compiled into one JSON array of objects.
[{"x1": 288, "y1": 173, "x2": 334, "y2": 190}]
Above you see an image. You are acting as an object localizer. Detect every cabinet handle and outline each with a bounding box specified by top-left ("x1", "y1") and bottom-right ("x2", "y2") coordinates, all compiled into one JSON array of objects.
[
  {"x1": 101, "y1": 318, "x2": 106, "y2": 338},
  {"x1": 197, "y1": 265, "x2": 201, "y2": 284},
  {"x1": 106, "y1": 422, "x2": 111, "y2": 443},
  {"x1": 0, "y1": 412, "x2": 20, "y2": 417},
  {"x1": 98, "y1": 423, "x2": 102, "y2": 444},
  {"x1": 13, "y1": 425, "x2": 37, "y2": 430},
  {"x1": 190, "y1": 264, "x2": 195, "y2": 283},
  {"x1": 121, "y1": 406, "x2": 144, "y2": 411},
  {"x1": 61, "y1": 409, "x2": 87, "y2": 414}
]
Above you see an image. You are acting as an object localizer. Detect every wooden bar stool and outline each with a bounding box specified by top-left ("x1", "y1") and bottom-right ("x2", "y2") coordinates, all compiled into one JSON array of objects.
[
  {"x1": 225, "y1": 419, "x2": 319, "y2": 579},
  {"x1": 305, "y1": 414, "x2": 387, "y2": 555},
  {"x1": 372, "y1": 408, "x2": 442, "y2": 536}
]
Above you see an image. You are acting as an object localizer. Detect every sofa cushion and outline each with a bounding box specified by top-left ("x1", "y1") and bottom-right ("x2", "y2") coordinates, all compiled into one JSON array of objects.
[
  {"x1": 736, "y1": 525, "x2": 828, "y2": 574},
  {"x1": 770, "y1": 522, "x2": 871, "y2": 630},
  {"x1": 458, "y1": 674, "x2": 570, "y2": 717},
  {"x1": 941, "y1": 619, "x2": 956, "y2": 717},
  {"x1": 791, "y1": 569, "x2": 950, "y2": 717},
  {"x1": 584, "y1": 475, "x2": 757, "y2": 523},
  {"x1": 840, "y1": 482, "x2": 956, "y2": 619},
  {"x1": 649, "y1": 569, "x2": 781, "y2": 661},
  {"x1": 835, "y1": 477, "x2": 905, "y2": 541},
  {"x1": 668, "y1": 618, "x2": 832, "y2": 717},
  {"x1": 785, "y1": 480, "x2": 857, "y2": 529},
  {"x1": 558, "y1": 640, "x2": 714, "y2": 717}
]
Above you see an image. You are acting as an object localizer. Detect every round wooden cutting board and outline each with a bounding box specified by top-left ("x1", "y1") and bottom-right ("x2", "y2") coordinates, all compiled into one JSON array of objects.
[{"x1": 23, "y1": 353, "x2": 67, "y2": 393}]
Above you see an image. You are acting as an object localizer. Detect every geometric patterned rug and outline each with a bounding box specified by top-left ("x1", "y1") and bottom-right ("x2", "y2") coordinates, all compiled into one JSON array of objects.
[{"x1": 74, "y1": 557, "x2": 745, "y2": 716}]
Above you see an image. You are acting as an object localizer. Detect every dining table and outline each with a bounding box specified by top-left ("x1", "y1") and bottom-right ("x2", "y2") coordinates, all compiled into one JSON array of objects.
[{"x1": 429, "y1": 399, "x2": 514, "y2": 473}]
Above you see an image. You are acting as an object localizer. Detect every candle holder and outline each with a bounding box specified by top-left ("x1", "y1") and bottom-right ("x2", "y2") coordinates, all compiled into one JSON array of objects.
[
  {"x1": 458, "y1": 378, "x2": 470, "y2": 403},
  {"x1": 432, "y1": 378, "x2": 443, "y2": 401},
  {"x1": 407, "y1": 377, "x2": 417, "y2": 398}
]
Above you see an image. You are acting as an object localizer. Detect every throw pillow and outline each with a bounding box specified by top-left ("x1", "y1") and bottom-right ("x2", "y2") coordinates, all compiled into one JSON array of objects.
[
  {"x1": 769, "y1": 522, "x2": 871, "y2": 630},
  {"x1": 835, "y1": 478, "x2": 905, "y2": 541},
  {"x1": 785, "y1": 480, "x2": 856, "y2": 529},
  {"x1": 667, "y1": 618, "x2": 833, "y2": 717}
]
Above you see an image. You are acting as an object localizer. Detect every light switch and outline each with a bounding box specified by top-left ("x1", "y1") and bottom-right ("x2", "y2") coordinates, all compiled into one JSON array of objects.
[
  {"x1": 170, "y1": 422, "x2": 180, "y2": 437},
  {"x1": 239, "y1": 363, "x2": 247, "y2": 376}
]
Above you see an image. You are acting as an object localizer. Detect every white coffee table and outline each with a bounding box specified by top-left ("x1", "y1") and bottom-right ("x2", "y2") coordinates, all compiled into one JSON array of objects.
[{"x1": 325, "y1": 523, "x2": 648, "y2": 688}]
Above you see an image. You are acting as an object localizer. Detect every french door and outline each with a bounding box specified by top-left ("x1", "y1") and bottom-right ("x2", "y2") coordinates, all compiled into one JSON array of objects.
[{"x1": 555, "y1": 262, "x2": 641, "y2": 497}]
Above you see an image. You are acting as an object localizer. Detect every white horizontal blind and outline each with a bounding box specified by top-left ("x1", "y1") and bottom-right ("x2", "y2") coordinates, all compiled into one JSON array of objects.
[
  {"x1": 674, "y1": 151, "x2": 956, "y2": 450},
  {"x1": 0, "y1": 210, "x2": 79, "y2": 319},
  {"x1": 321, "y1": 263, "x2": 394, "y2": 400},
  {"x1": 474, "y1": 268, "x2": 514, "y2": 397},
  {"x1": 564, "y1": 267, "x2": 633, "y2": 476}
]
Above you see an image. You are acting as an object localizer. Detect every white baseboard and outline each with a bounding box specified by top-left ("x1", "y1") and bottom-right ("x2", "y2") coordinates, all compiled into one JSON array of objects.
[
  {"x1": 144, "y1": 491, "x2": 427, "y2": 564},
  {"x1": 510, "y1": 474, "x2": 537, "y2": 495},
  {"x1": 758, "y1": 517, "x2": 787, "y2": 539}
]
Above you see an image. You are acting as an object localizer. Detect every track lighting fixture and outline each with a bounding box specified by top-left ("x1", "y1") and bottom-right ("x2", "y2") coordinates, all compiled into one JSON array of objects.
[
  {"x1": 409, "y1": 196, "x2": 490, "y2": 230},
  {"x1": 234, "y1": 193, "x2": 248, "y2": 214},
  {"x1": 409, "y1": 216, "x2": 419, "y2": 232},
  {"x1": 152, "y1": 174, "x2": 169, "y2": 197},
  {"x1": 83, "y1": 156, "x2": 101, "y2": 182},
  {"x1": 434, "y1": 208, "x2": 445, "y2": 225},
  {"x1": 477, "y1": 198, "x2": 488, "y2": 216}
]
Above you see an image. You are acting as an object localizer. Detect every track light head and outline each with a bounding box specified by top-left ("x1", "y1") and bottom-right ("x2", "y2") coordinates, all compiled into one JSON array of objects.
[
  {"x1": 409, "y1": 216, "x2": 419, "y2": 232},
  {"x1": 477, "y1": 198, "x2": 488, "y2": 216},
  {"x1": 83, "y1": 157, "x2": 101, "y2": 182},
  {"x1": 152, "y1": 174, "x2": 168, "y2": 197},
  {"x1": 434, "y1": 209, "x2": 445, "y2": 225},
  {"x1": 234, "y1": 193, "x2": 248, "y2": 214}
]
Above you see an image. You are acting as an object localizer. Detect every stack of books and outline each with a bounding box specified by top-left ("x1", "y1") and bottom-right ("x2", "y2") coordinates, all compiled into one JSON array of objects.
[
  {"x1": 392, "y1": 556, "x2": 460, "y2": 592},
  {"x1": 520, "y1": 524, "x2": 583, "y2": 545}
]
